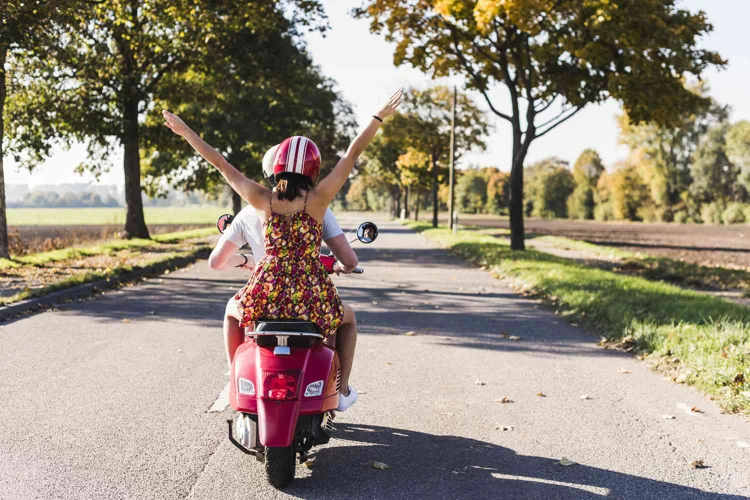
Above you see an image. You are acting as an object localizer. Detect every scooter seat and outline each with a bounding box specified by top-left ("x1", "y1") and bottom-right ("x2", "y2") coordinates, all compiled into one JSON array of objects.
[{"x1": 254, "y1": 320, "x2": 320, "y2": 335}]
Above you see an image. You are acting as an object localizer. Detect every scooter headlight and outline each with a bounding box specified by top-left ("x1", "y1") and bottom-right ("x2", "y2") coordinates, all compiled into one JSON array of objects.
[
  {"x1": 238, "y1": 378, "x2": 255, "y2": 396},
  {"x1": 304, "y1": 380, "x2": 324, "y2": 397}
]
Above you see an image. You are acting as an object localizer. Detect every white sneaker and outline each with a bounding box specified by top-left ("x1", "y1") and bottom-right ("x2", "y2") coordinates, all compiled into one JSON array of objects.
[{"x1": 337, "y1": 385, "x2": 358, "y2": 411}]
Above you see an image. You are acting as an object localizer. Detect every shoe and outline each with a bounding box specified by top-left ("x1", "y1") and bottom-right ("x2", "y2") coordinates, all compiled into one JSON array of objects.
[{"x1": 337, "y1": 385, "x2": 358, "y2": 411}]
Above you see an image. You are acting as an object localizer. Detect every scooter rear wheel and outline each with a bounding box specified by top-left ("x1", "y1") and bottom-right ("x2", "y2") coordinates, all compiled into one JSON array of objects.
[{"x1": 265, "y1": 446, "x2": 296, "y2": 488}]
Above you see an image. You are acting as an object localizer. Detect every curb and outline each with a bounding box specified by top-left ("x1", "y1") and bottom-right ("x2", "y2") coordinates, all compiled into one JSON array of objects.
[{"x1": 0, "y1": 247, "x2": 210, "y2": 323}]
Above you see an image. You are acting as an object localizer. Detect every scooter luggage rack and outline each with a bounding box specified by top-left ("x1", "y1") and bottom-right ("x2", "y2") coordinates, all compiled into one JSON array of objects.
[{"x1": 249, "y1": 331, "x2": 324, "y2": 355}]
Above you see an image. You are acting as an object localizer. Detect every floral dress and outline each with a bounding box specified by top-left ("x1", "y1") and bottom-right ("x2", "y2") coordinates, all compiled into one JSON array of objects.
[{"x1": 234, "y1": 197, "x2": 344, "y2": 336}]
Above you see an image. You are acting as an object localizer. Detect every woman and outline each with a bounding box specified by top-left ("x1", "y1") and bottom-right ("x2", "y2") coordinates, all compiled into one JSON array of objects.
[{"x1": 162, "y1": 89, "x2": 403, "y2": 409}]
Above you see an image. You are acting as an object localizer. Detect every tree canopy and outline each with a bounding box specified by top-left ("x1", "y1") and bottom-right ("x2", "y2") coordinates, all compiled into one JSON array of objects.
[{"x1": 355, "y1": 0, "x2": 725, "y2": 248}]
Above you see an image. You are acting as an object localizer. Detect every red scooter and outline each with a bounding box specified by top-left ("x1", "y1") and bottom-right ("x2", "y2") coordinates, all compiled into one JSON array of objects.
[{"x1": 216, "y1": 215, "x2": 378, "y2": 488}]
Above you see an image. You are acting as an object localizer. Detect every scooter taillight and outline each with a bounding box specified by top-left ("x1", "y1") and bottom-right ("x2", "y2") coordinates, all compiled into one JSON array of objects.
[{"x1": 263, "y1": 371, "x2": 299, "y2": 400}]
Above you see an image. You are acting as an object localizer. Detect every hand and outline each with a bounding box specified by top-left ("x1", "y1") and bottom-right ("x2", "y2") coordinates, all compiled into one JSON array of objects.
[
  {"x1": 332, "y1": 262, "x2": 349, "y2": 275},
  {"x1": 375, "y1": 89, "x2": 404, "y2": 120},
  {"x1": 162, "y1": 110, "x2": 192, "y2": 137}
]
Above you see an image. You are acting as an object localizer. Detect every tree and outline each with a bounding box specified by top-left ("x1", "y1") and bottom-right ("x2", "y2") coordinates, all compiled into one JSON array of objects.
[
  {"x1": 726, "y1": 121, "x2": 750, "y2": 191},
  {"x1": 355, "y1": 0, "x2": 724, "y2": 249},
  {"x1": 141, "y1": 12, "x2": 354, "y2": 215},
  {"x1": 486, "y1": 170, "x2": 510, "y2": 215},
  {"x1": 455, "y1": 168, "x2": 488, "y2": 214},
  {"x1": 400, "y1": 86, "x2": 488, "y2": 227},
  {"x1": 0, "y1": 0, "x2": 88, "y2": 258},
  {"x1": 607, "y1": 161, "x2": 650, "y2": 221},
  {"x1": 396, "y1": 147, "x2": 431, "y2": 219},
  {"x1": 690, "y1": 123, "x2": 744, "y2": 207},
  {"x1": 617, "y1": 83, "x2": 727, "y2": 214},
  {"x1": 525, "y1": 157, "x2": 574, "y2": 218},
  {"x1": 568, "y1": 149, "x2": 604, "y2": 219},
  {"x1": 6, "y1": 0, "x2": 326, "y2": 239}
]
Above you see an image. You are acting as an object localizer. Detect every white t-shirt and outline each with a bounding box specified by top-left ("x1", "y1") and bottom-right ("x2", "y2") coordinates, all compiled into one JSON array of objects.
[{"x1": 219, "y1": 206, "x2": 344, "y2": 260}]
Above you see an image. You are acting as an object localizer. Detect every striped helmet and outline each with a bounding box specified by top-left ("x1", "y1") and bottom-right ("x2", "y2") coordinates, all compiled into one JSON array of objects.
[{"x1": 273, "y1": 136, "x2": 321, "y2": 183}]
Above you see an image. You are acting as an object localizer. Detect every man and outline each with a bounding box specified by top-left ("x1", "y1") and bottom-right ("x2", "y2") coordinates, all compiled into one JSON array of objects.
[{"x1": 208, "y1": 145, "x2": 360, "y2": 411}]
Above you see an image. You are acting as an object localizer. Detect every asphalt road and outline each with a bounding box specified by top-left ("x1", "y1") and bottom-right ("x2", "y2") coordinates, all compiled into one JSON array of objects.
[{"x1": 1, "y1": 215, "x2": 749, "y2": 500}]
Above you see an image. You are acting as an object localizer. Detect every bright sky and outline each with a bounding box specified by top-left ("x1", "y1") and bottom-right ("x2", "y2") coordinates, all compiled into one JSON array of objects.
[{"x1": 5, "y1": 0, "x2": 748, "y2": 188}]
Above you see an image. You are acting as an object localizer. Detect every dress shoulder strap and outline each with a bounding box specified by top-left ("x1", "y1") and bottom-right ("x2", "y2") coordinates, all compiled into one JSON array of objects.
[{"x1": 269, "y1": 190, "x2": 274, "y2": 212}]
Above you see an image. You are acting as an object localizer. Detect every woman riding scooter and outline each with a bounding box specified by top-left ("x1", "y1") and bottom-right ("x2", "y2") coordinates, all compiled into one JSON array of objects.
[
  {"x1": 163, "y1": 89, "x2": 403, "y2": 410},
  {"x1": 208, "y1": 144, "x2": 361, "y2": 411}
]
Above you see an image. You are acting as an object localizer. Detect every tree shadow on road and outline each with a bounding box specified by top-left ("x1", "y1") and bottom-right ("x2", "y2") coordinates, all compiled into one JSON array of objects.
[{"x1": 286, "y1": 422, "x2": 745, "y2": 500}]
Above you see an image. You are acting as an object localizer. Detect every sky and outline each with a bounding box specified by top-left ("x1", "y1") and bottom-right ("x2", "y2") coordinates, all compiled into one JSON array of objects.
[{"x1": 5, "y1": 0, "x2": 749, "y2": 188}]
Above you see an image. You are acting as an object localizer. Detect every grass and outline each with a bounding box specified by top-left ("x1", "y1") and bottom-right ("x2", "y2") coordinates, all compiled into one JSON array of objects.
[
  {"x1": 408, "y1": 222, "x2": 750, "y2": 414},
  {"x1": 0, "y1": 248, "x2": 204, "y2": 306},
  {"x1": 0, "y1": 227, "x2": 214, "y2": 270},
  {"x1": 528, "y1": 234, "x2": 750, "y2": 291},
  {"x1": 7, "y1": 206, "x2": 229, "y2": 226},
  {"x1": 0, "y1": 227, "x2": 215, "y2": 307}
]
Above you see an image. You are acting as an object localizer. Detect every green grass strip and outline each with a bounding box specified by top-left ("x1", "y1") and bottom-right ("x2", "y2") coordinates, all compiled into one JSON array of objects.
[
  {"x1": 408, "y1": 222, "x2": 750, "y2": 414},
  {"x1": 0, "y1": 248, "x2": 205, "y2": 306},
  {"x1": 2, "y1": 227, "x2": 215, "y2": 269}
]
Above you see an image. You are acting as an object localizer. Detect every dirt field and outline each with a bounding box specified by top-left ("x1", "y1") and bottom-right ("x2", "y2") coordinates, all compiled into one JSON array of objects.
[
  {"x1": 459, "y1": 215, "x2": 750, "y2": 269},
  {"x1": 8, "y1": 224, "x2": 207, "y2": 256}
]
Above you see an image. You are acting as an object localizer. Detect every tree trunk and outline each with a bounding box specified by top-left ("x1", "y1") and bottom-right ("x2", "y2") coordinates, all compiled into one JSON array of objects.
[
  {"x1": 232, "y1": 190, "x2": 242, "y2": 215},
  {"x1": 403, "y1": 186, "x2": 410, "y2": 219},
  {"x1": 431, "y1": 156, "x2": 438, "y2": 228},
  {"x1": 122, "y1": 96, "x2": 149, "y2": 239},
  {"x1": 414, "y1": 189, "x2": 420, "y2": 221},
  {"x1": 509, "y1": 135, "x2": 528, "y2": 251},
  {"x1": 394, "y1": 186, "x2": 401, "y2": 217},
  {"x1": 0, "y1": 46, "x2": 9, "y2": 259}
]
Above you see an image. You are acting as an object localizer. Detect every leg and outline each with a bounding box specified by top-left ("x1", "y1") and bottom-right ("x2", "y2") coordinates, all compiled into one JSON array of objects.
[
  {"x1": 224, "y1": 298, "x2": 244, "y2": 368},
  {"x1": 336, "y1": 303, "x2": 357, "y2": 395}
]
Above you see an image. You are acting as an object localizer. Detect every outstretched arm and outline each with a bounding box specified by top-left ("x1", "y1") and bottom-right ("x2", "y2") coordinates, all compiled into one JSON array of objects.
[
  {"x1": 162, "y1": 110, "x2": 268, "y2": 209},
  {"x1": 314, "y1": 90, "x2": 404, "y2": 204}
]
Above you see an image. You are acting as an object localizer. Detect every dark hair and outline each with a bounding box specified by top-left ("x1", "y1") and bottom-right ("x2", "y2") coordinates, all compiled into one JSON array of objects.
[{"x1": 274, "y1": 172, "x2": 313, "y2": 201}]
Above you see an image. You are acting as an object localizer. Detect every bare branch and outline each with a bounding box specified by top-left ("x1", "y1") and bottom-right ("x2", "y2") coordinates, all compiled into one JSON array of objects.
[
  {"x1": 535, "y1": 105, "x2": 586, "y2": 138},
  {"x1": 448, "y1": 26, "x2": 512, "y2": 122}
]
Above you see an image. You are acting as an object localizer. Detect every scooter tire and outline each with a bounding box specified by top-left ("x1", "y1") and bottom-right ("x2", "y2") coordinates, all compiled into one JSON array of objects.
[{"x1": 265, "y1": 446, "x2": 296, "y2": 488}]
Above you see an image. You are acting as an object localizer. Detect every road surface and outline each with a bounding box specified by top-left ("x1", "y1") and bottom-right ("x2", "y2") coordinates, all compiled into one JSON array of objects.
[{"x1": 1, "y1": 215, "x2": 748, "y2": 499}]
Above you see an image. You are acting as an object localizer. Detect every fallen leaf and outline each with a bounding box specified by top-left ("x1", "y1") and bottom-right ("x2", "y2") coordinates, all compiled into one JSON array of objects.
[
  {"x1": 558, "y1": 458, "x2": 576, "y2": 467},
  {"x1": 496, "y1": 397, "x2": 513, "y2": 404},
  {"x1": 508, "y1": 335, "x2": 521, "y2": 341},
  {"x1": 690, "y1": 459, "x2": 706, "y2": 469},
  {"x1": 404, "y1": 331, "x2": 416, "y2": 336},
  {"x1": 371, "y1": 301, "x2": 378, "y2": 305},
  {"x1": 661, "y1": 414, "x2": 676, "y2": 420},
  {"x1": 475, "y1": 380, "x2": 486, "y2": 386},
  {"x1": 536, "y1": 392, "x2": 546, "y2": 397},
  {"x1": 385, "y1": 362, "x2": 392, "y2": 365},
  {"x1": 370, "y1": 461, "x2": 390, "y2": 470},
  {"x1": 495, "y1": 425, "x2": 514, "y2": 431},
  {"x1": 121, "y1": 318, "x2": 131, "y2": 323},
  {"x1": 303, "y1": 457, "x2": 317, "y2": 468},
  {"x1": 691, "y1": 406, "x2": 703, "y2": 413},
  {"x1": 617, "y1": 368, "x2": 632, "y2": 374},
  {"x1": 580, "y1": 395, "x2": 592, "y2": 400}
]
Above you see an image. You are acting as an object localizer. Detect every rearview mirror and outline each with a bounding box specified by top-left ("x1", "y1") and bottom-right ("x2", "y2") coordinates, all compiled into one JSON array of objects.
[
  {"x1": 217, "y1": 214, "x2": 234, "y2": 234},
  {"x1": 356, "y1": 222, "x2": 378, "y2": 244}
]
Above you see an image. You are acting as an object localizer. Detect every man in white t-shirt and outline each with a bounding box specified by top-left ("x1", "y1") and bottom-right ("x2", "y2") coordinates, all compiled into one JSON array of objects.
[{"x1": 207, "y1": 145, "x2": 360, "y2": 411}]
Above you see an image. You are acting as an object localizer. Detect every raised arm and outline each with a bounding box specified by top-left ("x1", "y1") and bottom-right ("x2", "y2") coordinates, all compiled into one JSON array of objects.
[
  {"x1": 162, "y1": 110, "x2": 269, "y2": 209},
  {"x1": 314, "y1": 90, "x2": 404, "y2": 204}
]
